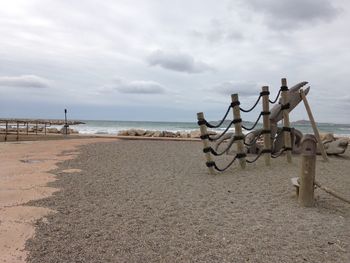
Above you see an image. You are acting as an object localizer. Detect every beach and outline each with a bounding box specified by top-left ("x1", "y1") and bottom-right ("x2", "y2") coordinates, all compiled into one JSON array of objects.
[
  {"x1": 1, "y1": 137, "x2": 349, "y2": 262},
  {"x1": 0, "y1": 138, "x2": 116, "y2": 262},
  {"x1": 3, "y1": 0, "x2": 350, "y2": 262}
]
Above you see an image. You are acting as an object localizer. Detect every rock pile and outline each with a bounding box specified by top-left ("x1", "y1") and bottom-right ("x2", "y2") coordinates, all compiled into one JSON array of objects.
[{"x1": 117, "y1": 129, "x2": 216, "y2": 138}]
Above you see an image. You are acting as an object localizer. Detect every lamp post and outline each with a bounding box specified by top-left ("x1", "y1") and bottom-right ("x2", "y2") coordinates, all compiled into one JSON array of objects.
[{"x1": 64, "y1": 108, "x2": 69, "y2": 135}]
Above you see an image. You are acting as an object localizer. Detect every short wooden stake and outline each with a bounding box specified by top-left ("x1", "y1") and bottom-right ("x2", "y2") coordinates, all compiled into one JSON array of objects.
[
  {"x1": 231, "y1": 94, "x2": 246, "y2": 169},
  {"x1": 281, "y1": 78, "x2": 292, "y2": 163},
  {"x1": 298, "y1": 134, "x2": 317, "y2": 207},
  {"x1": 300, "y1": 89, "x2": 328, "y2": 162},
  {"x1": 262, "y1": 86, "x2": 271, "y2": 166},
  {"x1": 197, "y1": 112, "x2": 215, "y2": 175},
  {"x1": 16, "y1": 121, "x2": 19, "y2": 141}
]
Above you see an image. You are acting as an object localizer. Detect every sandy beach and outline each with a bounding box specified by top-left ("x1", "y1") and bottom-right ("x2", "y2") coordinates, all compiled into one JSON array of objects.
[
  {"x1": 1, "y1": 138, "x2": 348, "y2": 262},
  {"x1": 3, "y1": 0, "x2": 350, "y2": 262},
  {"x1": 0, "y1": 138, "x2": 116, "y2": 263}
]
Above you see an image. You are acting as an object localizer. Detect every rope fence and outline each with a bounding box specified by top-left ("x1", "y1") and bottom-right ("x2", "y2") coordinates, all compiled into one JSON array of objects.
[
  {"x1": 198, "y1": 79, "x2": 349, "y2": 207},
  {"x1": 197, "y1": 78, "x2": 293, "y2": 173}
]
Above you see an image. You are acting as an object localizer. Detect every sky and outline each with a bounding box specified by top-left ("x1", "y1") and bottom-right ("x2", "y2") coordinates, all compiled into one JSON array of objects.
[{"x1": 0, "y1": 0, "x2": 349, "y2": 123}]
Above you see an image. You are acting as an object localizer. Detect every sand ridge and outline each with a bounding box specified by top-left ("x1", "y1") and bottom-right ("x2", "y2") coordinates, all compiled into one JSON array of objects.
[{"x1": 0, "y1": 138, "x2": 116, "y2": 263}]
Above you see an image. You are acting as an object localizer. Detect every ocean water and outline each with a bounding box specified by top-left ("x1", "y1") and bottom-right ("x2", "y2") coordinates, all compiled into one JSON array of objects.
[{"x1": 63, "y1": 120, "x2": 350, "y2": 137}]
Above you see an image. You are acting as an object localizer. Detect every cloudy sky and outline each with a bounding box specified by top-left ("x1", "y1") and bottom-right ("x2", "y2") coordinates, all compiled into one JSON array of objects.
[{"x1": 0, "y1": 0, "x2": 349, "y2": 123}]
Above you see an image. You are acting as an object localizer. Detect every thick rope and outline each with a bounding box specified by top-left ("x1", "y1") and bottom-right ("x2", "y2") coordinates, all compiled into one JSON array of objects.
[
  {"x1": 203, "y1": 135, "x2": 244, "y2": 156},
  {"x1": 206, "y1": 153, "x2": 246, "y2": 172},
  {"x1": 243, "y1": 130, "x2": 262, "y2": 146},
  {"x1": 242, "y1": 112, "x2": 262, "y2": 131},
  {"x1": 207, "y1": 120, "x2": 235, "y2": 141},
  {"x1": 243, "y1": 128, "x2": 270, "y2": 147},
  {"x1": 269, "y1": 89, "x2": 281, "y2": 104},
  {"x1": 271, "y1": 147, "x2": 292, "y2": 158},
  {"x1": 200, "y1": 104, "x2": 232, "y2": 128},
  {"x1": 239, "y1": 94, "x2": 262, "y2": 113},
  {"x1": 246, "y1": 149, "x2": 271, "y2": 163}
]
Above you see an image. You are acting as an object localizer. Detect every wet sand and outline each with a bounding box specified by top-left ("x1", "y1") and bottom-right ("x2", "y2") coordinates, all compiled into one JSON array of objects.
[
  {"x1": 23, "y1": 140, "x2": 349, "y2": 263},
  {"x1": 0, "y1": 138, "x2": 116, "y2": 263}
]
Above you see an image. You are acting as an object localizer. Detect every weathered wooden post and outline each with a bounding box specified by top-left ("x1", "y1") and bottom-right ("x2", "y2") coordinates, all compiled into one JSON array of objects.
[
  {"x1": 44, "y1": 123, "x2": 47, "y2": 135},
  {"x1": 35, "y1": 121, "x2": 38, "y2": 135},
  {"x1": 26, "y1": 122, "x2": 29, "y2": 135},
  {"x1": 262, "y1": 86, "x2": 271, "y2": 166},
  {"x1": 298, "y1": 134, "x2": 317, "y2": 207},
  {"x1": 299, "y1": 89, "x2": 328, "y2": 162},
  {"x1": 16, "y1": 121, "x2": 19, "y2": 141},
  {"x1": 281, "y1": 78, "x2": 292, "y2": 163},
  {"x1": 197, "y1": 112, "x2": 215, "y2": 175},
  {"x1": 231, "y1": 94, "x2": 246, "y2": 169}
]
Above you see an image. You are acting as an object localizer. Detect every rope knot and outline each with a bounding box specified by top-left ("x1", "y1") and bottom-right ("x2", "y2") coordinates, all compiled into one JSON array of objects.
[
  {"x1": 206, "y1": 161, "x2": 216, "y2": 168},
  {"x1": 231, "y1": 101, "x2": 240, "y2": 108}
]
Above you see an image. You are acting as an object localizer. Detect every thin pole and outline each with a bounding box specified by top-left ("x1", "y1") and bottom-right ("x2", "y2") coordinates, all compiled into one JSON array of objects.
[
  {"x1": 16, "y1": 121, "x2": 19, "y2": 141},
  {"x1": 35, "y1": 121, "x2": 38, "y2": 135},
  {"x1": 197, "y1": 112, "x2": 215, "y2": 174},
  {"x1": 5, "y1": 121, "x2": 8, "y2": 141},
  {"x1": 262, "y1": 86, "x2": 271, "y2": 166},
  {"x1": 231, "y1": 94, "x2": 246, "y2": 169},
  {"x1": 314, "y1": 181, "x2": 350, "y2": 204},
  {"x1": 64, "y1": 109, "x2": 68, "y2": 135},
  {"x1": 44, "y1": 123, "x2": 47, "y2": 135},
  {"x1": 300, "y1": 89, "x2": 328, "y2": 162},
  {"x1": 281, "y1": 78, "x2": 292, "y2": 163},
  {"x1": 26, "y1": 122, "x2": 29, "y2": 135}
]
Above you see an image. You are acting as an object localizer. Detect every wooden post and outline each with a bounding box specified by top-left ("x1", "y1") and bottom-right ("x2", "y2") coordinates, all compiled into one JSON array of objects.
[
  {"x1": 300, "y1": 89, "x2": 328, "y2": 162},
  {"x1": 5, "y1": 121, "x2": 8, "y2": 141},
  {"x1": 16, "y1": 121, "x2": 19, "y2": 141},
  {"x1": 231, "y1": 94, "x2": 246, "y2": 169},
  {"x1": 197, "y1": 112, "x2": 215, "y2": 175},
  {"x1": 262, "y1": 86, "x2": 271, "y2": 166},
  {"x1": 26, "y1": 122, "x2": 29, "y2": 135},
  {"x1": 281, "y1": 78, "x2": 292, "y2": 163},
  {"x1": 298, "y1": 134, "x2": 317, "y2": 207},
  {"x1": 35, "y1": 121, "x2": 38, "y2": 135},
  {"x1": 44, "y1": 123, "x2": 47, "y2": 135}
]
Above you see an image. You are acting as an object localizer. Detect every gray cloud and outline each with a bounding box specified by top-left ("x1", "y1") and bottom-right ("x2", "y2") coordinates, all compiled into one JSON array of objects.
[
  {"x1": 146, "y1": 50, "x2": 212, "y2": 73},
  {"x1": 242, "y1": 0, "x2": 339, "y2": 30},
  {"x1": 0, "y1": 1, "x2": 349, "y2": 123},
  {"x1": 212, "y1": 81, "x2": 261, "y2": 96},
  {"x1": 190, "y1": 18, "x2": 245, "y2": 43},
  {"x1": 0, "y1": 75, "x2": 50, "y2": 88},
  {"x1": 113, "y1": 78, "x2": 165, "y2": 94}
]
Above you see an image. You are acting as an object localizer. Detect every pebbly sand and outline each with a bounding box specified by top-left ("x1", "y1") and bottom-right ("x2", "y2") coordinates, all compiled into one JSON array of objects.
[
  {"x1": 0, "y1": 138, "x2": 116, "y2": 263},
  {"x1": 20, "y1": 139, "x2": 349, "y2": 263}
]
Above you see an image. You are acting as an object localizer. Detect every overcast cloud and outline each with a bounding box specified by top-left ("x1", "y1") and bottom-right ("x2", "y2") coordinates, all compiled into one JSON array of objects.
[
  {"x1": 147, "y1": 50, "x2": 213, "y2": 73},
  {"x1": 241, "y1": 0, "x2": 340, "y2": 30},
  {"x1": 213, "y1": 81, "x2": 261, "y2": 96},
  {"x1": 0, "y1": 0, "x2": 349, "y2": 123},
  {"x1": 113, "y1": 78, "x2": 165, "y2": 94},
  {"x1": 0, "y1": 75, "x2": 50, "y2": 89}
]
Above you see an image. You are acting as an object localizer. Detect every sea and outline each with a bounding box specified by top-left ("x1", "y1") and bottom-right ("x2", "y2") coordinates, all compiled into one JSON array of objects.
[{"x1": 60, "y1": 120, "x2": 350, "y2": 137}]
